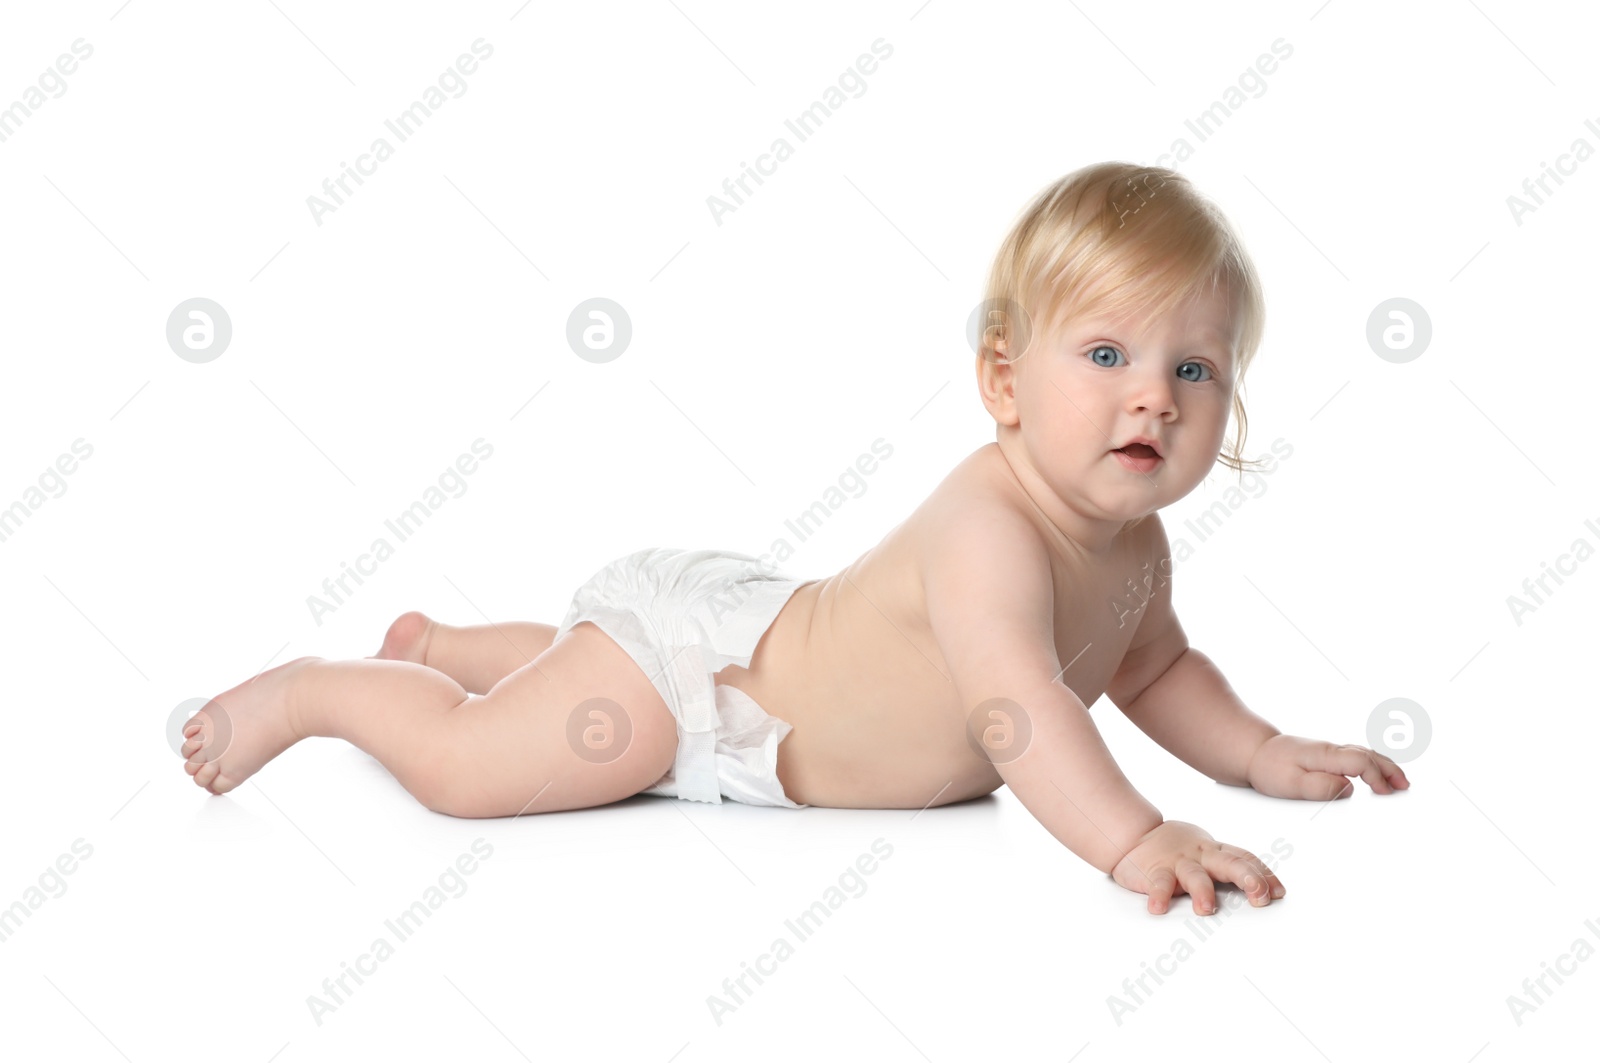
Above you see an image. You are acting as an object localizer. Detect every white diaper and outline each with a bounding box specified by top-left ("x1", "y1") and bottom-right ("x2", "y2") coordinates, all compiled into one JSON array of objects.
[{"x1": 552, "y1": 546, "x2": 813, "y2": 808}]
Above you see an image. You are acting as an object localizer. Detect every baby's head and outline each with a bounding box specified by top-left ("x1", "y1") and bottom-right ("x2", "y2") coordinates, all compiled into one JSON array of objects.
[{"x1": 975, "y1": 162, "x2": 1267, "y2": 529}]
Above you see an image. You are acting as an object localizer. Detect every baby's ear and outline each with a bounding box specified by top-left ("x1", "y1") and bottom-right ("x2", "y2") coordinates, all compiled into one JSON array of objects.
[
  {"x1": 975, "y1": 351, "x2": 1022, "y2": 428},
  {"x1": 976, "y1": 298, "x2": 1034, "y2": 366},
  {"x1": 990, "y1": 332, "x2": 1036, "y2": 369},
  {"x1": 978, "y1": 316, "x2": 1009, "y2": 363}
]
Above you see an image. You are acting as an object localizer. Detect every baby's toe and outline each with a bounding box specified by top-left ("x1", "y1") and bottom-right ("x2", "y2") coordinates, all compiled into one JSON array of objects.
[{"x1": 194, "y1": 761, "x2": 222, "y2": 790}]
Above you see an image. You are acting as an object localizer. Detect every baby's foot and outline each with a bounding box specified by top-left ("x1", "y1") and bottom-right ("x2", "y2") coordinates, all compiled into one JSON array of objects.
[
  {"x1": 371, "y1": 610, "x2": 436, "y2": 666},
  {"x1": 180, "y1": 656, "x2": 317, "y2": 795}
]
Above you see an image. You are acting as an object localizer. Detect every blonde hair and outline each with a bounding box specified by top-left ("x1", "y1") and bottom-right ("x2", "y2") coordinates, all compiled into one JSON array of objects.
[{"x1": 980, "y1": 162, "x2": 1267, "y2": 474}]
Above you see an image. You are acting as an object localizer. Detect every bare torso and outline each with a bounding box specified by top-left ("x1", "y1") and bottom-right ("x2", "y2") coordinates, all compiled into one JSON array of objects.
[{"x1": 714, "y1": 442, "x2": 1158, "y2": 809}]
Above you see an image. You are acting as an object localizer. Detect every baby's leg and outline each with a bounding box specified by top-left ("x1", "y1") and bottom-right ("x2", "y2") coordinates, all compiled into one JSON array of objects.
[
  {"x1": 181, "y1": 621, "x2": 677, "y2": 816},
  {"x1": 374, "y1": 611, "x2": 559, "y2": 694}
]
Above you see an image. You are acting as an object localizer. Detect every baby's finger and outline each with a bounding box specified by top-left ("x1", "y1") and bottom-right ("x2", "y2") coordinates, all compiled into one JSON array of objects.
[
  {"x1": 1376, "y1": 752, "x2": 1410, "y2": 789},
  {"x1": 1206, "y1": 850, "x2": 1276, "y2": 907},
  {"x1": 1144, "y1": 867, "x2": 1178, "y2": 915},
  {"x1": 1219, "y1": 845, "x2": 1287, "y2": 899},
  {"x1": 1326, "y1": 745, "x2": 1395, "y2": 794},
  {"x1": 1174, "y1": 858, "x2": 1217, "y2": 915}
]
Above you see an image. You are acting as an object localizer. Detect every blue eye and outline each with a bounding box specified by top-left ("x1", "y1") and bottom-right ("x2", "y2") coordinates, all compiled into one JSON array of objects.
[{"x1": 1089, "y1": 346, "x2": 1217, "y2": 382}]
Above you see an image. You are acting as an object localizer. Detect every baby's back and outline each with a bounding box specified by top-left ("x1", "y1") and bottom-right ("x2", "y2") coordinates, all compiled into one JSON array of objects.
[{"x1": 718, "y1": 443, "x2": 1160, "y2": 809}]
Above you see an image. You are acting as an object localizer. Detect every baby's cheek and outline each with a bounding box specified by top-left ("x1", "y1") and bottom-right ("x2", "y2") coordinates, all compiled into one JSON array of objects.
[{"x1": 1198, "y1": 404, "x2": 1230, "y2": 447}]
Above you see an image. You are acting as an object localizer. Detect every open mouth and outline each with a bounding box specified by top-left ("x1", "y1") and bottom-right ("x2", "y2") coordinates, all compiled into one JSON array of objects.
[{"x1": 1115, "y1": 443, "x2": 1160, "y2": 459}]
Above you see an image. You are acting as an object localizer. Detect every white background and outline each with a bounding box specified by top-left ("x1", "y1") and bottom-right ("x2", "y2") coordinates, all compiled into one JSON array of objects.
[{"x1": 2, "y1": 0, "x2": 1596, "y2": 1059}]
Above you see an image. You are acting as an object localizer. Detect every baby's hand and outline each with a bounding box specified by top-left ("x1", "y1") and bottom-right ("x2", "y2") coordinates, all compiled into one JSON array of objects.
[
  {"x1": 1110, "y1": 820, "x2": 1284, "y2": 915},
  {"x1": 1246, "y1": 734, "x2": 1410, "y2": 800}
]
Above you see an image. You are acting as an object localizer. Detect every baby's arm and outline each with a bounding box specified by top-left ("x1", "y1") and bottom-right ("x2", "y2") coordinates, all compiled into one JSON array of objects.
[
  {"x1": 1106, "y1": 591, "x2": 1280, "y2": 788},
  {"x1": 924, "y1": 515, "x2": 1160, "y2": 871},
  {"x1": 923, "y1": 511, "x2": 1282, "y2": 912},
  {"x1": 1108, "y1": 518, "x2": 1408, "y2": 799}
]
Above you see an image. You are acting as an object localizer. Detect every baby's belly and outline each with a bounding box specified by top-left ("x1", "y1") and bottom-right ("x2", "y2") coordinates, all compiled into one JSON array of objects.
[
  {"x1": 773, "y1": 700, "x2": 1005, "y2": 809},
  {"x1": 713, "y1": 568, "x2": 1007, "y2": 809},
  {"x1": 720, "y1": 648, "x2": 1003, "y2": 809}
]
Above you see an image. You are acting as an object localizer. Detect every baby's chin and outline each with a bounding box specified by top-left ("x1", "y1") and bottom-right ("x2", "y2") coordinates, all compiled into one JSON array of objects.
[
  {"x1": 1102, "y1": 498, "x2": 1166, "y2": 523},
  {"x1": 1102, "y1": 470, "x2": 1211, "y2": 518},
  {"x1": 1075, "y1": 486, "x2": 1166, "y2": 522}
]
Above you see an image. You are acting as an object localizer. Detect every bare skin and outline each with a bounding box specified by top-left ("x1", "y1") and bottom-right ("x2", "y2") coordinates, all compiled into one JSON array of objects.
[{"x1": 181, "y1": 283, "x2": 1410, "y2": 915}]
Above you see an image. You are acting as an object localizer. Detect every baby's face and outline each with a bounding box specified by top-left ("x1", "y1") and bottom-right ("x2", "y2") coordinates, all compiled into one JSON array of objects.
[{"x1": 1009, "y1": 284, "x2": 1239, "y2": 525}]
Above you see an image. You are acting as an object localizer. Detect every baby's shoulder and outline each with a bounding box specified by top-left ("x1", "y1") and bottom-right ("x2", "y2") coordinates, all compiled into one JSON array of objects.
[
  {"x1": 911, "y1": 475, "x2": 1053, "y2": 591},
  {"x1": 915, "y1": 443, "x2": 1039, "y2": 528}
]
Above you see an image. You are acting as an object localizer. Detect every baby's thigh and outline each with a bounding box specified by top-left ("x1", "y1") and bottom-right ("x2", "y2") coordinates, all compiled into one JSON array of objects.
[{"x1": 444, "y1": 621, "x2": 678, "y2": 815}]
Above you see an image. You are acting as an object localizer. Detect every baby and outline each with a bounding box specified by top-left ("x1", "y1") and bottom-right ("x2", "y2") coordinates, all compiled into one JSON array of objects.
[{"x1": 179, "y1": 161, "x2": 1409, "y2": 915}]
